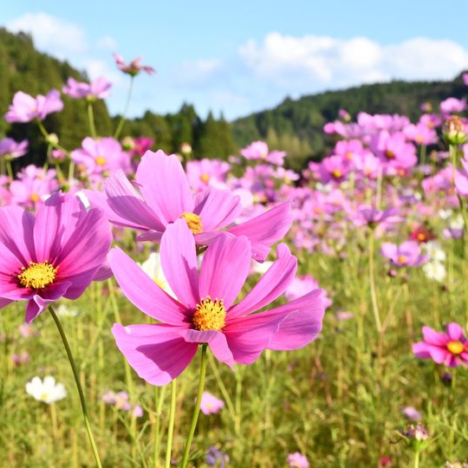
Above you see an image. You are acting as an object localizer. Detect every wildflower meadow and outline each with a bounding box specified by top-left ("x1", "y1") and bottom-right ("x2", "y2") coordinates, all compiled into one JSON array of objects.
[{"x1": 2, "y1": 51, "x2": 468, "y2": 468}]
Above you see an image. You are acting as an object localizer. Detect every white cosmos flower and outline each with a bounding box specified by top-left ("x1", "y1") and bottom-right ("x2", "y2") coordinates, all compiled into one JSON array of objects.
[
  {"x1": 26, "y1": 376, "x2": 67, "y2": 404},
  {"x1": 423, "y1": 261, "x2": 447, "y2": 283},
  {"x1": 56, "y1": 303, "x2": 79, "y2": 317},
  {"x1": 423, "y1": 241, "x2": 446, "y2": 262},
  {"x1": 138, "y1": 252, "x2": 176, "y2": 298},
  {"x1": 450, "y1": 214, "x2": 464, "y2": 230}
]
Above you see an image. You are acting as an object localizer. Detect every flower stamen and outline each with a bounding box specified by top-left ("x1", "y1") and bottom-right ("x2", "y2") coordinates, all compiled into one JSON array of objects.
[
  {"x1": 181, "y1": 212, "x2": 203, "y2": 234},
  {"x1": 193, "y1": 296, "x2": 226, "y2": 331},
  {"x1": 18, "y1": 262, "x2": 57, "y2": 289}
]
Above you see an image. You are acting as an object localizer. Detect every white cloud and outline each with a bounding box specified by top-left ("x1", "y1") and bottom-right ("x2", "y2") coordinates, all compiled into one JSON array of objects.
[
  {"x1": 6, "y1": 13, "x2": 88, "y2": 58},
  {"x1": 238, "y1": 33, "x2": 468, "y2": 93},
  {"x1": 97, "y1": 35, "x2": 118, "y2": 52}
]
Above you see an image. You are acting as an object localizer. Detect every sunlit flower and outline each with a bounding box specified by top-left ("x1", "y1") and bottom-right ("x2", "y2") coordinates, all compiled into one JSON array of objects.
[
  {"x1": 5, "y1": 90, "x2": 63, "y2": 123},
  {"x1": 26, "y1": 376, "x2": 66, "y2": 404},
  {"x1": 113, "y1": 54, "x2": 155, "y2": 76},
  {"x1": 287, "y1": 452, "x2": 309, "y2": 468},
  {"x1": 200, "y1": 392, "x2": 224, "y2": 415}
]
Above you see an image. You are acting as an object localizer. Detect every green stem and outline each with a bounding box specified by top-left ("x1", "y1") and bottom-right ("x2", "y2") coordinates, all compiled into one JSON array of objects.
[
  {"x1": 165, "y1": 379, "x2": 177, "y2": 468},
  {"x1": 180, "y1": 345, "x2": 208, "y2": 468},
  {"x1": 49, "y1": 306, "x2": 102, "y2": 468},
  {"x1": 153, "y1": 385, "x2": 167, "y2": 468},
  {"x1": 413, "y1": 450, "x2": 420, "y2": 468},
  {"x1": 368, "y1": 231, "x2": 382, "y2": 333},
  {"x1": 87, "y1": 102, "x2": 97, "y2": 138},
  {"x1": 114, "y1": 76, "x2": 134, "y2": 139},
  {"x1": 5, "y1": 160, "x2": 14, "y2": 180}
]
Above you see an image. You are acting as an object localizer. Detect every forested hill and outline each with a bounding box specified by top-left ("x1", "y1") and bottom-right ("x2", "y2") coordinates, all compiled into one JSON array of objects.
[
  {"x1": 2, "y1": 27, "x2": 468, "y2": 170},
  {"x1": 232, "y1": 76, "x2": 468, "y2": 169}
]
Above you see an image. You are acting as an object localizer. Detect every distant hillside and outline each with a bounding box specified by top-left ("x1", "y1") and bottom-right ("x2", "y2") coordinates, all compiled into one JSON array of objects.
[
  {"x1": 3, "y1": 27, "x2": 468, "y2": 171},
  {"x1": 232, "y1": 77, "x2": 468, "y2": 170}
]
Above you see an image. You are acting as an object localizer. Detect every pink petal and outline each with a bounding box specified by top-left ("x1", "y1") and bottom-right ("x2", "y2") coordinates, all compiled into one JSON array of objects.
[
  {"x1": 136, "y1": 150, "x2": 193, "y2": 224},
  {"x1": 265, "y1": 289, "x2": 325, "y2": 351},
  {"x1": 112, "y1": 323, "x2": 197, "y2": 386},
  {"x1": 108, "y1": 247, "x2": 187, "y2": 326},
  {"x1": 447, "y1": 322, "x2": 465, "y2": 341},
  {"x1": 228, "y1": 243, "x2": 297, "y2": 320},
  {"x1": 199, "y1": 234, "x2": 251, "y2": 309},
  {"x1": 227, "y1": 202, "x2": 292, "y2": 261},
  {"x1": 412, "y1": 342, "x2": 432, "y2": 359},
  {"x1": 180, "y1": 329, "x2": 234, "y2": 369},
  {"x1": 103, "y1": 171, "x2": 165, "y2": 231},
  {"x1": 160, "y1": 220, "x2": 199, "y2": 309},
  {"x1": 193, "y1": 188, "x2": 242, "y2": 232},
  {"x1": 0, "y1": 206, "x2": 35, "y2": 265},
  {"x1": 422, "y1": 326, "x2": 449, "y2": 346},
  {"x1": 224, "y1": 311, "x2": 287, "y2": 364}
]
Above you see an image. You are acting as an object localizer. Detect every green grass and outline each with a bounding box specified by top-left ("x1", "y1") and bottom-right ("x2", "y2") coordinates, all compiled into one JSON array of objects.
[{"x1": 1, "y1": 234, "x2": 468, "y2": 467}]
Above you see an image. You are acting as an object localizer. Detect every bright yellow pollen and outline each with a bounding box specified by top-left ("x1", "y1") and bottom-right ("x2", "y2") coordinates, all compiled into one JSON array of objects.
[
  {"x1": 346, "y1": 151, "x2": 354, "y2": 160},
  {"x1": 40, "y1": 392, "x2": 49, "y2": 401},
  {"x1": 385, "y1": 150, "x2": 395, "y2": 160},
  {"x1": 18, "y1": 262, "x2": 57, "y2": 289},
  {"x1": 417, "y1": 233, "x2": 426, "y2": 241},
  {"x1": 447, "y1": 341, "x2": 465, "y2": 355},
  {"x1": 331, "y1": 169, "x2": 342, "y2": 179},
  {"x1": 192, "y1": 296, "x2": 226, "y2": 331},
  {"x1": 95, "y1": 156, "x2": 107, "y2": 166},
  {"x1": 200, "y1": 173, "x2": 210, "y2": 183},
  {"x1": 397, "y1": 255, "x2": 407, "y2": 264},
  {"x1": 30, "y1": 193, "x2": 40, "y2": 202},
  {"x1": 181, "y1": 212, "x2": 203, "y2": 234}
]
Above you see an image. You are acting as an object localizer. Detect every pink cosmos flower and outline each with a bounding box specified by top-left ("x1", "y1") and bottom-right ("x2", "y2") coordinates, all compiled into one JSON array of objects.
[
  {"x1": 63, "y1": 76, "x2": 112, "y2": 100},
  {"x1": 87, "y1": 150, "x2": 292, "y2": 261},
  {"x1": 186, "y1": 159, "x2": 230, "y2": 192},
  {"x1": 5, "y1": 90, "x2": 63, "y2": 123},
  {"x1": 0, "y1": 193, "x2": 112, "y2": 322},
  {"x1": 110, "y1": 220, "x2": 324, "y2": 386},
  {"x1": 318, "y1": 155, "x2": 350, "y2": 184},
  {"x1": 381, "y1": 241, "x2": 428, "y2": 268},
  {"x1": 71, "y1": 137, "x2": 131, "y2": 176},
  {"x1": 0, "y1": 138, "x2": 28, "y2": 159},
  {"x1": 287, "y1": 452, "x2": 310, "y2": 468},
  {"x1": 440, "y1": 97, "x2": 467, "y2": 114},
  {"x1": 351, "y1": 206, "x2": 400, "y2": 229},
  {"x1": 113, "y1": 54, "x2": 155, "y2": 76},
  {"x1": 403, "y1": 123, "x2": 437, "y2": 145},
  {"x1": 9, "y1": 165, "x2": 59, "y2": 209},
  {"x1": 463, "y1": 73, "x2": 468, "y2": 86},
  {"x1": 413, "y1": 323, "x2": 468, "y2": 367},
  {"x1": 200, "y1": 391, "x2": 225, "y2": 415},
  {"x1": 352, "y1": 153, "x2": 381, "y2": 178},
  {"x1": 372, "y1": 131, "x2": 417, "y2": 170},
  {"x1": 240, "y1": 141, "x2": 286, "y2": 166}
]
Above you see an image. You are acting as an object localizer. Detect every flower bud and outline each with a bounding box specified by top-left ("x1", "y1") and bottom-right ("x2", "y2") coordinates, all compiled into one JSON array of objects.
[{"x1": 443, "y1": 116, "x2": 467, "y2": 145}]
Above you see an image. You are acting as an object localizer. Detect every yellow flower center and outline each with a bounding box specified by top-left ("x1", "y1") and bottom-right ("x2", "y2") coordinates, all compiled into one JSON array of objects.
[
  {"x1": 417, "y1": 233, "x2": 426, "y2": 241},
  {"x1": 415, "y1": 135, "x2": 424, "y2": 144},
  {"x1": 192, "y1": 296, "x2": 226, "y2": 331},
  {"x1": 331, "y1": 169, "x2": 342, "y2": 179},
  {"x1": 447, "y1": 341, "x2": 465, "y2": 355},
  {"x1": 346, "y1": 151, "x2": 354, "y2": 160},
  {"x1": 95, "y1": 156, "x2": 107, "y2": 166},
  {"x1": 181, "y1": 212, "x2": 203, "y2": 234},
  {"x1": 397, "y1": 255, "x2": 407, "y2": 264},
  {"x1": 200, "y1": 173, "x2": 210, "y2": 183},
  {"x1": 385, "y1": 150, "x2": 395, "y2": 160},
  {"x1": 18, "y1": 262, "x2": 57, "y2": 289},
  {"x1": 40, "y1": 392, "x2": 49, "y2": 402},
  {"x1": 30, "y1": 193, "x2": 40, "y2": 202}
]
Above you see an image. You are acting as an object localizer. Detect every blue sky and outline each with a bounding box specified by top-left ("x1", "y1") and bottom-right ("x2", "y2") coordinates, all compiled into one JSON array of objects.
[{"x1": 3, "y1": 1, "x2": 468, "y2": 120}]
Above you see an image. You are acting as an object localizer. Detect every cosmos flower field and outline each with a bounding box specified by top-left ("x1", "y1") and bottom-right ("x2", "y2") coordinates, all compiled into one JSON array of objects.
[{"x1": 1, "y1": 57, "x2": 468, "y2": 467}]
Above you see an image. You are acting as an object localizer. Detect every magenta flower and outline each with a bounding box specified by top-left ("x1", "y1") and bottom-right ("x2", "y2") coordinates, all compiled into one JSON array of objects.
[
  {"x1": 71, "y1": 137, "x2": 130, "y2": 176},
  {"x1": 110, "y1": 220, "x2": 324, "y2": 385},
  {"x1": 63, "y1": 76, "x2": 112, "y2": 100},
  {"x1": 285, "y1": 275, "x2": 332, "y2": 309},
  {"x1": 200, "y1": 391, "x2": 225, "y2": 415},
  {"x1": 186, "y1": 159, "x2": 230, "y2": 192},
  {"x1": 87, "y1": 150, "x2": 292, "y2": 261},
  {"x1": 413, "y1": 323, "x2": 468, "y2": 367},
  {"x1": 240, "y1": 141, "x2": 286, "y2": 166},
  {"x1": 403, "y1": 123, "x2": 437, "y2": 145},
  {"x1": 5, "y1": 90, "x2": 63, "y2": 123},
  {"x1": 351, "y1": 206, "x2": 400, "y2": 229},
  {"x1": 0, "y1": 138, "x2": 28, "y2": 159},
  {"x1": 287, "y1": 452, "x2": 309, "y2": 468},
  {"x1": 0, "y1": 193, "x2": 112, "y2": 322},
  {"x1": 9, "y1": 165, "x2": 59, "y2": 209},
  {"x1": 318, "y1": 155, "x2": 350, "y2": 184},
  {"x1": 372, "y1": 131, "x2": 417, "y2": 170},
  {"x1": 381, "y1": 241, "x2": 428, "y2": 268},
  {"x1": 440, "y1": 97, "x2": 467, "y2": 114},
  {"x1": 113, "y1": 54, "x2": 155, "y2": 76}
]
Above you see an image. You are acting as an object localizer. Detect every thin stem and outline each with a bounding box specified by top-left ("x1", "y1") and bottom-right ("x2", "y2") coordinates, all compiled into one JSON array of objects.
[
  {"x1": 87, "y1": 102, "x2": 97, "y2": 138},
  {"x1": 114, "y1": 76, "x2": 134, "y2": 139},
  {"x1": 153, "y1": 385, "x2": 167, "y2": 468},
  {"x1": 368, "y1": 231, "x2": 382, "y2": 333},
  {"x1": 48, "y1": 306, "x2": 102, "y2": 468},
  {"x1": 5, "y1": 160, "x2": 14, "y2": 180},
  {"x1": 413, "y1": 450, "x2": 420, "y2": 468},
  {"x1": 165, "y1": 379, "x2": 177, "y2": 468},
  {"x1": 180, "y1": 345, "x2": 208, "y2": 468}
]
